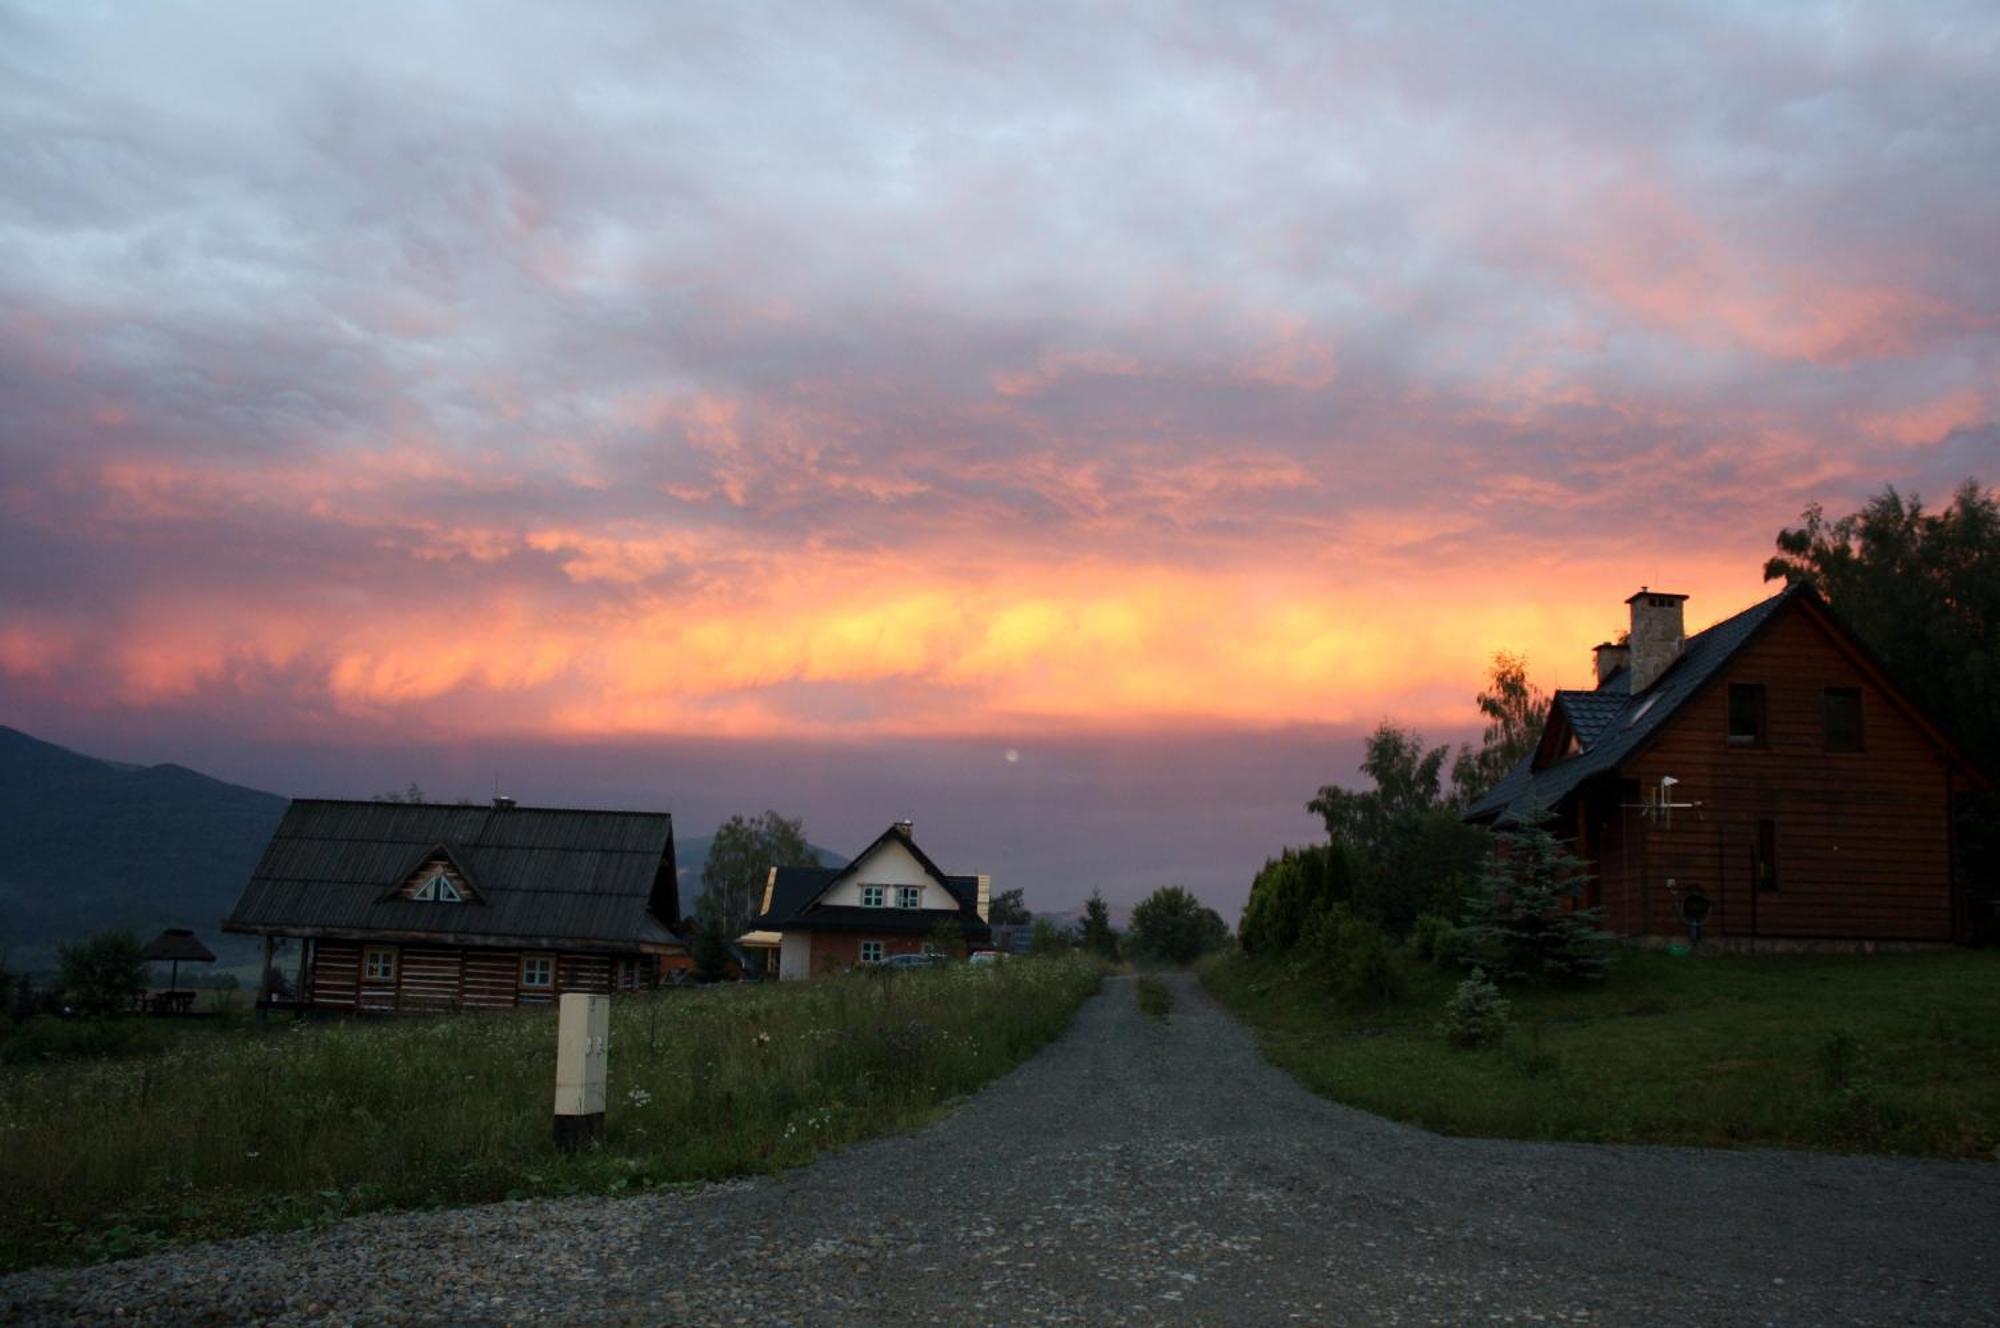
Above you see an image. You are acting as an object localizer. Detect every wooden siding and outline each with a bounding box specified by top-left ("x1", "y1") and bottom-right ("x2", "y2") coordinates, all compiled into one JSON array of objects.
[
  {"x1": 462, "y1": 951, "x2": 519, "y2": 1010},
  {"x1": 313, "y1": 940, "x2": 361, "y2": 1009},
  {"x1": 305, "y1": 943, "x2": 641, "y2": 1012},
  {"x1": 1585, "y1": 606, "x2": 1955, "y2": 941}
]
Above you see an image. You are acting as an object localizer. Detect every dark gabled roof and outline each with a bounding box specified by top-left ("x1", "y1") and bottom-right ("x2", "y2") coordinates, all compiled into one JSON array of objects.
[
  {"x1": 224, "y1": 800, "x2": 683, "y2": 951},
  {"x1": 1466, "y1": 584, "x2": 1805, "y2": 824},
  {"x1": 751, "y1": 824, "x2": 987, "y2": 935}
]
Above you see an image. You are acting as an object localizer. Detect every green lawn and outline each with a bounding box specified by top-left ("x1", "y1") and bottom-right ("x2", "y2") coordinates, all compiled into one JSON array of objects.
[
  {"x1": 1200, "y1": 947, "x2": 2000, "y2": 1159},
  {"x1": 0, "y1": 957, "x2": 1102, "y2": 1272}
]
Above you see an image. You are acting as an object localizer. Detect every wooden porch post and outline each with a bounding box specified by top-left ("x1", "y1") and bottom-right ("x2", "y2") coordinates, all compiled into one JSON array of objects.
[{"x1": 257, "y1": 935, "x2": 275, "y2": 1022}]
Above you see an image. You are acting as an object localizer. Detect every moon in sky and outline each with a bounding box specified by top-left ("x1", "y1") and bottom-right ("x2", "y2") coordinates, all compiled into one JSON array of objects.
[{"x1": 1004, "y1": 749, "x2": 1020, "y2": 764}]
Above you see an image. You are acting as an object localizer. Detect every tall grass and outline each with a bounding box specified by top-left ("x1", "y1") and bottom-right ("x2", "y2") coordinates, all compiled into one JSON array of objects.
[{"x1": 0, "y1": 957, "x2": 1101, "y2": 1271}]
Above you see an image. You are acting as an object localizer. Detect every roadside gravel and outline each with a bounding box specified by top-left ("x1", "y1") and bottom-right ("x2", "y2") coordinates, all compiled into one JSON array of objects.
[{"x1": 5, "y1": 971, "x2": 1996, "y2": 1325}]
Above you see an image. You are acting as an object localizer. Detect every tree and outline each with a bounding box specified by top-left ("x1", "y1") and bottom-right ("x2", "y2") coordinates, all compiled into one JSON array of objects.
[
  {"x1": 57, "y1": 929, "x2": 148, "y2": 1017},
  {"x1": 924, "y1": 915, "x2": 966, "y2": 958},
  {"x1": 1127, "y1": 886, "x2": 1229, "y2": 964},
  {"x1": 1450, "y1": 653, "x2": 1548, "y2": 805},
  {"x1": 700, "y1": 810, "x2": 814, "y2": 939},
  {"x1": 690, "y1": 918, "x2": 734, "y2": 983},
  {"x1": 1462, "y1": 799, "x2": 1612, "y2": 983},
  {"x1": 1766, "y1": 481, "x2": 2000, "y2": 924},
  {"x1": 987, "y1": 888, "x2": 1032, "y2": 926},
  {"x1": 1080, "y1": 891, "x2": 1120, "y2": 961},
  {"x1": 373, "y1": 783, "x2": 426, "y2": 804},
  {"x1": 1308, "y1": 723, "x2": 1488, "y2": 937},
  {"x1": 1238, "y1": 843, "x2": 1355, "y2": 957}
]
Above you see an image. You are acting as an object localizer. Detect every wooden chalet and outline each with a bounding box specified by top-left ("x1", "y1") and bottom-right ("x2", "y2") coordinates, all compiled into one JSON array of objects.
[
  {"x1": 1466, "y1": 584, "x2": 1988, "y2": 946},
  {"x1": 740, "y1": 821, "x2": 991, "y2": 979},
  {"x1": 224, "y1": 798, "x2": 686, "y2": 1012}
]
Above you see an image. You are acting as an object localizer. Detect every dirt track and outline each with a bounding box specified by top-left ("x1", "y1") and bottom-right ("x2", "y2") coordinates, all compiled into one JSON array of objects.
[{"x1": 5, "y1": 971, "x2": 1997, "y2": 1325}]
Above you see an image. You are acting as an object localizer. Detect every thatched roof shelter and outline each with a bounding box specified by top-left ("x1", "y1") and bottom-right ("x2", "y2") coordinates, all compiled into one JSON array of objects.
[{"x1": 142, "y1": 928, "x2": 216, "y2": 964}]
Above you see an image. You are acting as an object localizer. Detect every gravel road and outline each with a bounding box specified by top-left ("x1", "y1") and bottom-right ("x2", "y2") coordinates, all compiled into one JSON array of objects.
[{"x1": 6, "y1": 971, "x2": 1997, "y2": 1326}]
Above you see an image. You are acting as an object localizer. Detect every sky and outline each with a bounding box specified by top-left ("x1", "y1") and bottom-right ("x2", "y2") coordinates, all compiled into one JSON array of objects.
[{"x1": 2, "y1": 1, "x2": 1996, "y2": 919}]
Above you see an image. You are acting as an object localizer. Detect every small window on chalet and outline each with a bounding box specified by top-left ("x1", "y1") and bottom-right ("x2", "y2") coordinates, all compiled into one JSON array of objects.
[
  {"x1": 410, "y1": 872, "x2": 463, "y2": 903},
  {"x1": 859, "y1": 940, "x2": 885, "y2": 964},
  {"x1": 1727, "y1": 684, "x2": 1767, "y2": 747},
  {"x1": 520, "y1": 955, "x2": 554, "y2": 989},
  {"x1": 1824, "y1": 688, "x2": 1863, "y2": 752},
  {"x1": 897, "y1": 886, "x2": 922, "y2": 909},
  {"x1": 861, "y1": 885, "x2": 887, "y2": 908},
  {"x1": 364, "y1": 947, "x2": 397, "y2": 982}
]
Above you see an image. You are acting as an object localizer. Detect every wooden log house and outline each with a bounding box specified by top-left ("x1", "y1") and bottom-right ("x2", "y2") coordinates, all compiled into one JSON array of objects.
[
  {"x1": 224, "y1": 798, "x2": 687, "y2": 1013},
  {"x1": 1467, "y1": 584, "x2": 1989, "y2": 946}
]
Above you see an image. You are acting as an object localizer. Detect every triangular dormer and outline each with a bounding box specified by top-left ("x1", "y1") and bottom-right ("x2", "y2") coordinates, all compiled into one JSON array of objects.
[{"x1": 383, "y1": 842, "x2": 485, "y2": 905}]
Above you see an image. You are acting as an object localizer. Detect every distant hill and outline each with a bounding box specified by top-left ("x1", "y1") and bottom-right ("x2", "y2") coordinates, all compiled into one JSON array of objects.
[
  {"x1": 0, "y1": 725, "x2": 851, "y2": 970},
  {"x1": 0, "y1": 726, "x2": 288, "y2": 971}
]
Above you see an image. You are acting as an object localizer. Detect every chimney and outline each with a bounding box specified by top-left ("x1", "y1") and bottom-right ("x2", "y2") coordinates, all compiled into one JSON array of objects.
[
  {"x1": 1592, "y1": 641, "x2": 1630, "y2": 689},
  {"x1": 492, "y1": 795, "x2": 516, "y2": 810},
  {"x1": 1625, "y1": 589, "x2": 1688, "y2": 694}
]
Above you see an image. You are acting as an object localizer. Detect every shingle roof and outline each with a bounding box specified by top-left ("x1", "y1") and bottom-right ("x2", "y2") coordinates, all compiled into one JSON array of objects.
[
  {"x1": 224, "y1": 800, "x2": 682, "y2": 951},
  {"x1": 1466, "y1": 584, "x2": 1806, "y2": 824}
]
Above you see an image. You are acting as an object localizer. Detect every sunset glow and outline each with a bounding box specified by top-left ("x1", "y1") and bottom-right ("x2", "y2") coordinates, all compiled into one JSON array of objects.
[{"x1": 2, "y1": 2, "x2": 1995, "y2": 759}]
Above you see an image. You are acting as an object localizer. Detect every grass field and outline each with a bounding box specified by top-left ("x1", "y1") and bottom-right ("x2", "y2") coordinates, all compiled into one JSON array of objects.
[
  {"x1": 1135, "y1": 976, "x2": 1172, "y2": 1019},
  {"x1": 1200, "y1": 947, "x2": 2000, "y2": 1159},
  {"x1": 0, "y1": 957, "x2": 1102, "y2": 1271}
]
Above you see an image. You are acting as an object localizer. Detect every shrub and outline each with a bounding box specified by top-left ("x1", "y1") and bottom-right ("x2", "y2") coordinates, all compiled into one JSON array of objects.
[
  {"x1": 1029, "y1": 918, "x2": 1072, "y2": 956},
  {"x1": 1299, "y1": 903, "x2": 1405, "y2": 1008},
  {"x1": 1411, "y1": 913, "x2": 1452, "y2": 962},
  {"x1": 57, "y1": 929, "x2": 148, "y2": 1017},
  {"x1": 1438, "y1": 968, "x2": 1511, "y2": 1049},
  {"x1": 1135, "y1": 976, "x2": 1172, "y2": 1019},
  {"x1": 1239, "y1": 843, "x2": 1356, "y2": 957}
]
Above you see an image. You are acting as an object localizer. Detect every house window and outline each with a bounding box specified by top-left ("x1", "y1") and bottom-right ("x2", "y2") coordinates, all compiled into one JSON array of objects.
[
  {"x1": 1755, "y1": 819, "x2": 1779, "y2": 892},
  {"x1": 1727, "y1": 684, "x2": 1766, "y2": 746},
  {"x1": 364, "y1": 947, "x2": 397, "y2": 982},
  {"x1": 1824, "y1": 688, "x2": 1863, "y2": 752},
  {"x1": 411, "y1": 873, "x2": 462, "y2": 902},
  {"x1": 520, "y1": 955, "x2": 554, "y2": 989},
  {"x1": 861, "y1": 885, "x2": 887, "y2": 908},
  {"x1": 860, "y1": 940, "x2": 885, "y2": 964},
  {"x1": 897, "y1": 886, "x2": 922, "y2": 909}
]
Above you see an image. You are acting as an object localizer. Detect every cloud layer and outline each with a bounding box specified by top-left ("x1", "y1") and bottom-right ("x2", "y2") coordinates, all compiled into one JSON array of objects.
[{"x1": 2, "y1": 1, "x2": 1996, "y2": 744}]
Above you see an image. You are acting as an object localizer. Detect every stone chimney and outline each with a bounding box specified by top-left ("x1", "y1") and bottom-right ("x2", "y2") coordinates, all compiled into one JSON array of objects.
[
  {"x1": 1592, "y1": 641, "x2": 1630, "y2": 689},
  {"x1": 1625, "y1": 589, "x2": 1688, "y2": 694}
]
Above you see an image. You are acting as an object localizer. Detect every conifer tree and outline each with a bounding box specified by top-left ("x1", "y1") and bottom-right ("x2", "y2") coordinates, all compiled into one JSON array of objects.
[{"x1": 1463, "y1": 798, "x2": 1612, "y2": 983}]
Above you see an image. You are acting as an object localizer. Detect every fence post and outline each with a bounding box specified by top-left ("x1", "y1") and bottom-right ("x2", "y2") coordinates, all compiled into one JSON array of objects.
[{"x1": 553, "y1": 992, "x2": 608, "y2": 1151}]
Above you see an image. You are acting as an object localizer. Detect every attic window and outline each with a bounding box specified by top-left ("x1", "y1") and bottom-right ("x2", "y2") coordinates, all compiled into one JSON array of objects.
[
  {"x1": 411, "y1": 873, "x2": 463, "y2": 903},
  {"x1": 898, "y1": 886, "x2": 922, "y2": 909},
  {"x1": 861, "y1": 885, "x2": 887, "y2": 908}
]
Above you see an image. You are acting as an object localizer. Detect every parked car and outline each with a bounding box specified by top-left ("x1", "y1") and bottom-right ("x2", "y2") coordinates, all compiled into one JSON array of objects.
[{"x1": 967, "y1": 950, "x2": 1002, "y2": 966}]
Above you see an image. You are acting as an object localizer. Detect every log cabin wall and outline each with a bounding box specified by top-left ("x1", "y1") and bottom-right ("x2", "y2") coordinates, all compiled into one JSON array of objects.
[
  {"x1": 312, "y1": 940, "x2": 361, "y2": 1010},
  {"x1": 1613, "y1": 606, "x2": 1954, "y2": 941},
  {"x1": 305, "y1": 943, "x2": 635, "y2": 1012}
]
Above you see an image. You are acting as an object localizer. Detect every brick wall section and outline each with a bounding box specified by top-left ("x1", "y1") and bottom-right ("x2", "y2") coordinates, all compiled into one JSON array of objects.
[{"x1": 807, "y1": 932, "x2": 930, "y2": 975}]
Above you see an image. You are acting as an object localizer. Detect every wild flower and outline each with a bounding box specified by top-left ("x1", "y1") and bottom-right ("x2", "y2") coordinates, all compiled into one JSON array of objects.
[{"x1": 625, "y1": 1087, "x2": 653, "y2": 1108}]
